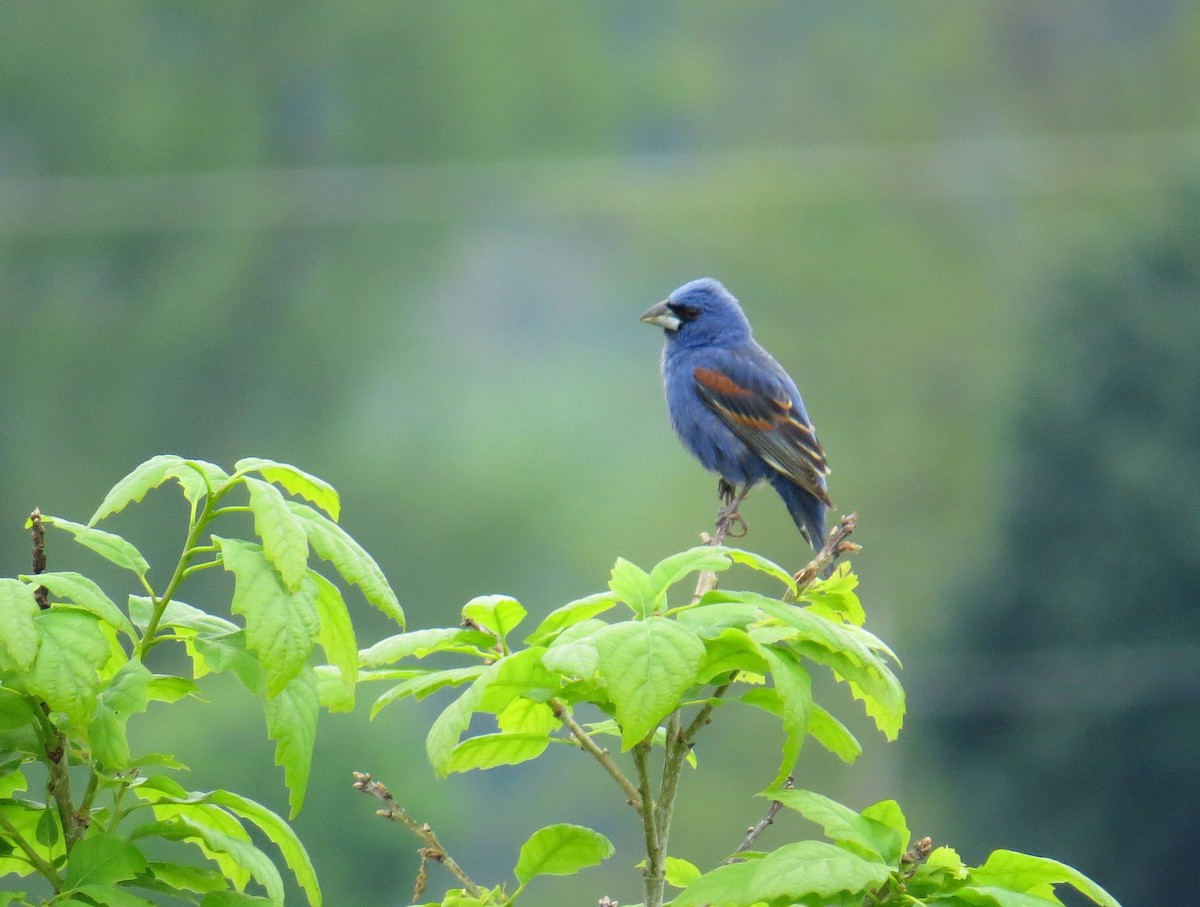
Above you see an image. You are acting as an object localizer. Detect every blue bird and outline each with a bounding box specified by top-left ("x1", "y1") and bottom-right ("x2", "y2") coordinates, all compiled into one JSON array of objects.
[{"x1": 641, "y1": 278, "x2": 832, "y2": 551}]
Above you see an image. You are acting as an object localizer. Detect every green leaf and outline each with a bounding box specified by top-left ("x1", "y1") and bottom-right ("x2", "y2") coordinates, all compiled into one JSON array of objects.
[
  {"x1": 592, "y1": 618, "x2": 705, "y2": 749},
  {"x1": 523, "y1": 592, "x2": 619, "y2": 645},
  {"x1": 64, "y1": 832, "x2": 147, "y2": 888},
  {"x1": 541, "y1": 641, "x2": 600, "y2": 680},
  {"x1": 153, "y1": 812, "x2": 283, "y2": 905},
  {"x1": 370, "y1": 665, "x2": 487, "y2": 717},
  {"x1": 143, "y1": 860, "x2": 228, "y2": 894},
  {"x1": 721, "y1": 547, "x2": 799, "y2": 593},
  {"x1": 426, "y1": 649, "x2": 557, "y2": 774},
  {"x1": 672, "y1": 859, "x2": 760, "y2": 907},
  {"x1": 361, "y1": 628, "x2": 494, "y2": 667},
  {"x1": 288, "y1": 503, "x2": 402, "y2": 626},
  {"x1": 971, "y1": 850, "x2": 1119, "y2": 907},
  {"x1": 695, "y1": 627, "x2": 768, "y2": 684},
  {"x1": 263, "y1": 668, "x2": 319, "y2": 818},
  {"x1": 513, "y1": 824, "x2": 613, "y2": 887},
  {"x1": 954, "y1": 887, "x2": 1062, "y2": 907},
  {"x1": 608, "y1": 557, "x2": 655, "y2": 617},
  {"x1": 145, "y1": 674, "x2": 199, "y2": 704},
  {"x1": 27, "y1": 609, "x2": 111, "y2": 726},
  {"x1": 792, "y1": 640, "x2": 906, "y2": 741},
  {"x1": 461, "y1": 595, "x2": 527, "y2": 642},
  {"x1": 245, "y1": 477, "x2": 309, "y2": 592},
  {"x1": 766, "y1": 789, "x2": 903, "y2": 864},
  {"x1": 208, "y1": 788, "x2": 321, "y2": 906},
  {"x1": 41, "y1": 516, "x2": 149, "y2": 577},
  {"x1": 128, "y1": 596, "x2": 239, "y2": 636},
  {"x1": 859, "y1": 800, "x2": 909, "y2": 865},
  {"x1": 91, "y1": 661, "x2": 153, "y2": 770},
  {"x1": 75, "y1": 884, "x2": 156, "y2": 907},
  {"x1": 235, "y1": 457, "x2": 341, "y2": 521},
  {"x1": 201, "y1": 892, "x2": 276, "y2": 906},
  {"x1": 445, "y1": 733, "x2": 552, "y2": 773},
  {"x1": 309, "y1": 571, "x2": 357, "y2": 712},
  {"x1": 88, "y1": 454, "x2": 189, "y2": 524},
  {"x1": 802, "y1": 566, "x2": 865, "y2": 626},
  {"x1": 647, "y1": 547, "x2": 732, "y2": 603},
  {"x1": 760, "y1": 648, "x2": 812, "y2": 788},
  {"x1": 498, "y1": 698, "x2": 555, "y2": 735},
  {"x1": 20, "y1": 571, "x2": 136, "y2": 640},
  {"x1": 168, "y1": 460, "x2": 232, "y2": 506},
  {"x1": 0, "y1": 578, "x2": 40, "y2": 671},
  {"x1": 754, "y1": 840, "x2": 892, "y2": 901},
  {"x1": 665, "y1": 856, "x2": 703, "y2": 888},
  {"x1": 808, "y1": 705, "x2": 862, "y2": 763},
  {"x1": 217, "y1": 537, "x2": 319, "y2": 697}
]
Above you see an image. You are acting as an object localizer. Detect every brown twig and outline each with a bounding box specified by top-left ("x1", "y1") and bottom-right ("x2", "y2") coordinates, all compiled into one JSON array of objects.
[
  {"x1": 352, "y1": 772, "x2": 483, "y2": 898},
  {"x1": 29, "y1": 508, "x2": 50, "y2": 609},
  {"x1": 784, "y1": 511, "x2": 860, "y2": 601},
  {"x1": 549, "y1": 698, "x2": 643, "y2": 814},
  {"x1": 731, "y1": 776, "x2": 794, "y2": 856}
]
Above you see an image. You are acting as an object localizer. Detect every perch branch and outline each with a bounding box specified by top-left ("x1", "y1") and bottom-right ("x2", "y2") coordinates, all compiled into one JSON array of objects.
[
  {"x1": 549, "y1": 698, "x2": 644, "y2": 814},
  {"x1": 352, "y1": 772, "x2": 483, "y2": 898},
  {"x1": 784, "y1": 511, "x2": 860, "y2": 601},
  {"x1": 732, "y1": 776, "x2": 794, "y2": 856}
]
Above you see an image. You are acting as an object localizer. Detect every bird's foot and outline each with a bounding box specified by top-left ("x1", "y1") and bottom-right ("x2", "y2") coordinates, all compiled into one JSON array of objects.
[{"x1": 714, "y1": 483, "x2": 752, "y2": 540}]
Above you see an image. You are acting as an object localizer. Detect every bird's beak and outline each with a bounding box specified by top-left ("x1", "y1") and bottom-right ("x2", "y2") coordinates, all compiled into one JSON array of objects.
[{"x1": 640, "y1": 300, "x2": 681, "y2": 332}]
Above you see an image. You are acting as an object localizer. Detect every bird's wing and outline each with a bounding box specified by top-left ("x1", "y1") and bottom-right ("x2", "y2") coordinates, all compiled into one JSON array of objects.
[{"x1": 693, "y1": 363, "x2": 833, "y2": 507}]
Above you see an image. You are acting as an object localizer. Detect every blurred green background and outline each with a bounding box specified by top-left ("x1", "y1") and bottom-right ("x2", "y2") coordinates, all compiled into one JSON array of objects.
[{"x1": 2, "y1": 3, "x2": 1198, "y2": 905}]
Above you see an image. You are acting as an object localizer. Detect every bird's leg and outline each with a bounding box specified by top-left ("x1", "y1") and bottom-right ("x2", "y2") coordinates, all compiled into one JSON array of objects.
[{"x1": 714, "y1": 480, "x2": 751, "y2": 540}]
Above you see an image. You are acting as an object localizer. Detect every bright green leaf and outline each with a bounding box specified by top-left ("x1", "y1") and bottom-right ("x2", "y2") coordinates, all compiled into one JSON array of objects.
[
  {"x1": 27, "y1": 609, "x2": 111, "y2": 726},
  {"x1": 761, "y1": 648, "x2": 812, "y2": 788},
  {"x1": 145, "y1": 675, "x2": 199, "y2": 703},
  {"x1": 592, "y1": 618, "x2": 705, "y2": 749},
  {"x1": 143, "y1": 860, "x2": 228, "y2": 894},
  {"x1": 167, "y1": 460, "x2": 232, "y2": 506},
  {"x1": 41, "y1": 516, "x2": 149, "y2": 577},
  {"x1": 91, "y1": 661, "x2": 153, "y2": 770},
  {"x1": 513, "y1": 824, "x2": 613, "y2": 886},
  {"x1": 20, "y1": 572, "x2": 135, "y2": 640},
  {"x1": 672, "y1": 859, "x2": 760, "y2": 907},
  {"x1": 721, "y1": 547, "x2": 799, "y2": 594},
  {"x1": 263, "y1": 668, "x2": 319, "y2": 818},
  {"x1": 971, "y1": 850, "x2": 1119, "y2": 907},
  {"x1": 445, "y1": 732, "x2": 552, "y2": 773},
  {"x1": 288, "y1": 503, "x2": 402, "y2": 626},
  {"x1": 497, "y1": 698, "x2": 555, "y2": 736},
  {"x1": 235, "y1": 458, "x2": 341, "y2": 521},
  {"x1": 360, "y1": 628, "x2": 494, "y2": 666},
  {"x1": 245, "y1": 477, "x2": 309, "y2": 592},
  {"x1": 462, "y1": 595, "x2": 526, "y2": 642},
  {"x1": 128, "y1": 596, "x2": 239, "y2": 636},
  {"x1": 88, "y1": 454, "x2": 189, "y2": 524},
  {"x1": 766, "y1": 789, "x2": 903, "y2": 864},
  {"x1": 860, "y1": 800, "x2": 909, "y2": 864},
  {"x1": 310, "y1": 571, "x2": 356, "y2": 712},
  {"x1": 370, "y1": 666, "x2": 487, "y2": 717},
  {"x1": 0, "y1": 578, "x2": 40, "y2": 670},
  {"x1": 608, "y1": 558, "x2": 655, "y2": 617},
  {"x1": 209, "y1": 788, "x2": 321, "y2": 907},
  {"x1": 523, "y1": 592, "x2": 619, "y2": 645},
  {"x1": 808, "y1": 705, "x2": 862, "y2": 763},
  {"x1": 76, "y1": 883, "x2": 156, "y2": 907},
  {"x1": 64, "y1": 832, "x2": 148, "y2": 888},
  {"x1": 647, "y1": 547, "x2": 732, "y2": 603},
  {"x1": 792, "y1": 640, "x2": 906, "y2": 741},
  {"x1": 753, "y1": 840, "x2": 892, "y2": 901},
  {"x1": 217, "y1": 537, "x2": 319, "y2": 697},
  {"x1": 541, "y1": 641, "x2": 600, "y2": 680},
  {"x1": 665, "y1": 856, "x2": 703, "y2": 888},
  {"x1": 695, "y1": 627, "x2": 768, "y2": 684}
]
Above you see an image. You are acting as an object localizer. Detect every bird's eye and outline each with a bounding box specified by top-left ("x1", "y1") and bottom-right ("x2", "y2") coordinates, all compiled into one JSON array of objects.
[{"x1": 669, "y1": 303, "x2": 702, "y2": 322}]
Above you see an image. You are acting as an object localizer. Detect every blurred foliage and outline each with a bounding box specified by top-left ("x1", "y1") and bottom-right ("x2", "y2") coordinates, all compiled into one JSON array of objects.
[
  {"x1": 927, "y1": 192, "x2": 1200, "y2": 907},
  {"x1": 0, "y1": 2, "x2": 1197, "y2": 906}
]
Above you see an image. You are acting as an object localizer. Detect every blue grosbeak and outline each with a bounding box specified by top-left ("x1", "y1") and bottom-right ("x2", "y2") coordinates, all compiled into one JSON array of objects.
[{"x1": 641, "y1": 278, "x2": 832, "y2": 550}]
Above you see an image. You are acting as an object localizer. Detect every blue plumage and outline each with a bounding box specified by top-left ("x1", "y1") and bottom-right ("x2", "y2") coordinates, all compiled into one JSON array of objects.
[{"x1": 641, "y1": 278, "x2": 832, "y2": 550}]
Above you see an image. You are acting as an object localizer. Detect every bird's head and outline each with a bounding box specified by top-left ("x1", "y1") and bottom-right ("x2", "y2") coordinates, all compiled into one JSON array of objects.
[{"x1": 640, "y1": 278, "x2": 753, "y2": 347}]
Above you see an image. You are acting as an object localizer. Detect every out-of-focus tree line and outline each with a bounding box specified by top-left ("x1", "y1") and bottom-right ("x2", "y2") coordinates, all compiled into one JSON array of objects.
[{"x1": 1, "y1": 4, "x2": 1196, "y2": 905}]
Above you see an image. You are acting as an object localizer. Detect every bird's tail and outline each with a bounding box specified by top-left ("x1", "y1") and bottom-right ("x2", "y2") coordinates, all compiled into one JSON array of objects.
[{"x1": 769, "y1": 475, "x2": 832, "y2": 574}]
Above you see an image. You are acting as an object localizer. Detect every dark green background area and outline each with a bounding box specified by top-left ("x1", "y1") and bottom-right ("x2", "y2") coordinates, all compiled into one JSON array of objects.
[{"x1": 1, "y1": 4, "x2": 1197, "y2": 906}]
